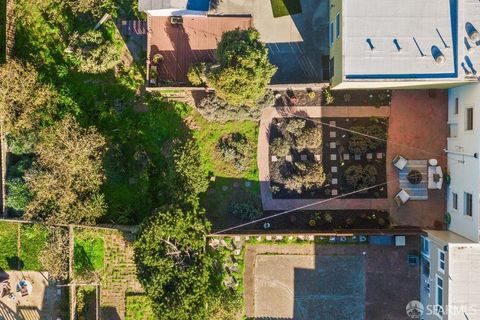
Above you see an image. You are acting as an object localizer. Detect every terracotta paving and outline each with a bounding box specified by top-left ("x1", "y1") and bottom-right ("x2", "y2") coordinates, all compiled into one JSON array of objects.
[
  {"x1": 387, "y1": 90, "x2": 447, "y2": 228},
  {"x1": 258, "y1": 91, "x2": 447, "y2": 229},
  {"x1": 148, "y1": 15, "x2": 252, "y2": 82}
]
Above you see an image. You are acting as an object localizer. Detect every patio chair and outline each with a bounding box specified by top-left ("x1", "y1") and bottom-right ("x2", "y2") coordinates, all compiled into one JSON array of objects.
[
  {"x1": 393, "y1": 154, "x2": 408, "y2": 170},
  {"x1": 394, "y1": 189, "x2": 411, "y2": 207}
]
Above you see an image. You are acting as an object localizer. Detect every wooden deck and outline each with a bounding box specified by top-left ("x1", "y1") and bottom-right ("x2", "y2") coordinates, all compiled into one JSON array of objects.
[{"x1": 148, "y1": 15, "x2": 252, "y2": 83}]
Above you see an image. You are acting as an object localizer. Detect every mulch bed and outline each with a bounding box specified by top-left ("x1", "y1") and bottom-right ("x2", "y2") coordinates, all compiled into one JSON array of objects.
[
  {"x1": 234, "y1": 210, "x2": 390, "y2": 232},
  {"x1": 269, "y1": 117, "x2": 388, "y2": 199},
  {"x1": 272, "y1": 89, "x2": 391, "y2": 107}
]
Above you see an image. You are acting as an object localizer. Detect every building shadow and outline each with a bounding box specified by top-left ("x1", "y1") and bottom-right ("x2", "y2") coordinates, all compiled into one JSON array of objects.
[
  {"x1": 267, "y1": 0, "x2": 330, "y2": 84},
  {"x1": 101, "y1": 306, "x2": 122, "y2": 320}
]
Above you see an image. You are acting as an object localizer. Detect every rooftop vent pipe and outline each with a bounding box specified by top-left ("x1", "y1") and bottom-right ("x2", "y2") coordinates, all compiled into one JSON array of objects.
[
  {"x1": 466, "y1": 22, "x2": 480, "y2": 43},
  {"x1": 393, "y1": 39, "x2": 401, "y2": 52},
  {"x1": 431, "y1": 46, "x2": 445, "y2": 64},
  {"x1": 366, "y1": 38, "x2": 375, "y2": 50}
]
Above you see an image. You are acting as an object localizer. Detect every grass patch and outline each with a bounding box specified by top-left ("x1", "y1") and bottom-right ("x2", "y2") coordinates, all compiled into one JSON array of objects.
[
  {"x1": 125, "y1": 293, "x2": 155, "y2": 320},
  {"x1": 0, "y1": 221, "x2": 18, "y2": 270},
  {"x1": 20, "y1": 224, "x2": 49, "y2": 271},
  {"x1": 74, "y1": 230, "x2": 105, "y2": 276},
  {"x1": 270, "y1": 0, "x2": 302, "y2": 18},
  {"x1": 190, "y1": 111, "x2": 261, "y2": 229}
]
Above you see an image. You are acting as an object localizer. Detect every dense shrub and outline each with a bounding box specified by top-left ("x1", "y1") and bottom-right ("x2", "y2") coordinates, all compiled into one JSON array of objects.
[
  {"x1": 206, "y1": 28, "x2": 277, "y2": 106},
  {"x1": 270, "y1": 137, "x2": 291, "y2": 157},
  {"x1": 348, "y1": 119, "x2": 387, "y2": 154},
  {"x1": 295, "y1": 126, "x2": 322, "y2": 151},
  {"x1": 69, "y1": 28, "x2": 121, "y2": 73},
  {"x1": 229, "y1": 201, "x2": 263, "y2": 221},
  {"x1": 187, "y1": 62, "x2": 208, "y2": 86},
  {"x1": 217, "y1": 133, "x2": 252, "y2": 172},
  {"x1": 196, "y1": 91, "x2": 274, "y2": 122},
  {"x1": 345, "y1": 165, "x2": 378, "y2": 190},
  {"x1": 283, "y1": 161, "x2": 326, "y2": 193},
  {"x1": 285, "y1": 119, "x2": 306, "y2": 136},
  {"x1": 40, "y1": 227, "x2": 69, "y2": 280},
  {"x1": 6, "y1": 178, "x2": 32, "y2": 213}
]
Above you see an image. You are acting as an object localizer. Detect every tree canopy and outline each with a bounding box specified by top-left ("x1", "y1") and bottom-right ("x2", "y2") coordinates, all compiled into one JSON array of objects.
[
  {"x1": 24, "y1": 116, "x2": 106, "y2": 224},
  {"x1": 0, "y1": 60, "x2": 59, "y2": 153},
  {"x1": 134, "y1": 208, "x2": 213, "y2": 320},
  {"x1": 207, "y1": 28, "x2": 277, "y2": 106}
]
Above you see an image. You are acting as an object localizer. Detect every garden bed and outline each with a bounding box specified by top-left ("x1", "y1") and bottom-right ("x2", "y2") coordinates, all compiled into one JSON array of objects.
[
  {"x1": 272, "y1": 89, "x2": 391, "y2": 107},
  {"x1": 73, "y1": 229, "x2": 105, "y2": 279},
  {"x1": 235, "y1": 210, "x2": 390, "y2": 232},
  {"x1": 19, "y1": 224, "x2": 49, "y2": 271},
  {"x1": 0, "y1": 221, "x2": 18, "y2": 270},
  {"x1": 269, "y1": 117, "x2": 388, "y2": 199}
]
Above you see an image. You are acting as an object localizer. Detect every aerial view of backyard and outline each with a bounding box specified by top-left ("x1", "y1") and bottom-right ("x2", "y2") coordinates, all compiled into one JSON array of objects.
[{"x1": 0, "y1": 0, "x2": 472, "y2": 319}]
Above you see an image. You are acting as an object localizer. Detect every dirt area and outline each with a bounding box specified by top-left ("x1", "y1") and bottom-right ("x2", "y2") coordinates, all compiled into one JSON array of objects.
[
  {"x1": 245, "y1": 236, "x2": 420, "y2": 319},
  {"x1": 0, "y1": 271, "x2": 64, "y2": 320}
]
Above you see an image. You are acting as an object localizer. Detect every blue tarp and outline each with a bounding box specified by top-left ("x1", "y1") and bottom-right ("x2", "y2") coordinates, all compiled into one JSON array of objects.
[{"x1": 369, "y1": 235, "x2": 394, "y2": 245}]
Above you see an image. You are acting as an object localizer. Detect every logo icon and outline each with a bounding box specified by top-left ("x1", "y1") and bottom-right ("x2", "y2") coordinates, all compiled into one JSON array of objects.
[{"x1": 406, "y1": 300, "x2": 424, "y2": 319}]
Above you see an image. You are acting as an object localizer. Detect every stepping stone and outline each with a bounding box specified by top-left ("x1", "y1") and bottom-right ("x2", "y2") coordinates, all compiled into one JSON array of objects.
[
  {"x1": 286, "y1": 155, "x2": 293, "y2": 162},
  {"x1": 245, "y1": 236, "x2": 250, "y2": 240},
  {"x1": 275, "y1": 235, "x2": 283, "y2": 240},
  {"x1": 366, "y1": 153, "x2": 373, "y2": 160},
  {"x1": 222, "y1": 186, "x2": 229, "y2": 191},
  {"x1": 332, "y1": 178, "x2": 338, "y2": 185},
  {"x1": 256, "y1": 236, "x2": 262, "y2": 241},
  {"x1": 298, "y1": 235, "x2": 305, "y2": 240},
  {"x1": 245, "y1": 181, "x2": 252, "y2": 188},
  {"x1": 330, "y1": 154, "x2": 337, "y2": 161},
  {"x1": 330, "y1": 142, "x2": 336, "y2": 149},
  {"x1": 330, "y1": 131, "x2": 336, "y2": 138},
  {"x1": 266, "y1": 235, "x2": 272, "y2": 241},
  {"x1": 354, "y1": 154, "x2": 361, "y2": 160},
  {"x1": 307, "y1": 235, "x2": 314, "y2": 241},
  {"x1": 377, "y1": 152, "x2": 383, "y2": 159},
  {"x1": 343, "y1": 154, "x2": 350, "y2": 160},
  {"x1": 331, "y1": 166, "x2": 338, "y2": 173},
  {"x1": 271, "y1": 155, "x2": 278, "y2": 162},
  {"x1": 332, "y1": 189, "x2": 338, "y2": 196},
  {"x1": 301, "y1": 154, "x2": 307, "y2": 161},
  {"x1": 314, "y1": 154, "x2": 321, "y2": 161},
  {"x1": 210, "y1": 176, "x2": 216, "y2": 181},
  {"x1": 234, "y1": 236, "x2": 241, "y2": 241},
  {"x1": 329, "y1": 120, "x2": 336, "y2": 127}
]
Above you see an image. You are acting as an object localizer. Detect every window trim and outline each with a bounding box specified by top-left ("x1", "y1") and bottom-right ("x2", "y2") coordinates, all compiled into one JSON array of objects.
[
  {"x1": 452, "y1": 192, "x2": 458, "y2": 210},
  {"x1": 465, "y1": 107, "x2": 473, "y2": 131},
  {"x1": 464, "y1": 192, "x2": 473, "y2": 217},
  {"x1": 336, "y1": 13, "x2": 341, "y2": 39},
  {"x1": 438, "y1": 249, "x2": 445, "y2": 274},
  {"x1": 435, "y1": 275, "x2": 444, "y2": 318},
  {"x1": 421, "y1": 236, "x2": 430, "y2": 257},
  {"x1": 329, "y1": 21, "x2": 334, "y2": 47}
]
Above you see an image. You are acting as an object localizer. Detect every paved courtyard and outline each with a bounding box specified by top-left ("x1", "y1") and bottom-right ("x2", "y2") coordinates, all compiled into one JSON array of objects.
[
  {"x1": 213, "y1": 0, "x2": 330, "y2": 83},
  {"x1": 245, "y1": 236, "x2": 420, "y2": 319}
]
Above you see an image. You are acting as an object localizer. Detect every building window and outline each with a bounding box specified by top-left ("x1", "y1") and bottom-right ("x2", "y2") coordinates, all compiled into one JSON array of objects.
[
  {"x1": 452, "y1": 192, "x2": 458, "y2": 210},
  {"x1": 454, "y1": 97, "x2": 459, "y2": 114},
  {"x1": 421, "y1": 236, "x2": 430, "y2": 256},
  {"x1": 466, "y1": 107, "x2": 473, "y2": 131},
  {"x1": 435, "y1": 276, "x2": 444, "y2": 316},
  {"x1": 464, "y1": 192, "x2": 473, "y2": 216},
  {"x1": 329, "y1": 22, "x2": 332, "y2": 46},
  {"x1": 422, "y1": 256, "x2": 430, "y2": 277},
  {"x1": 438, "y1": 250, "x2": 445, "y2": 273},
  {"x1": 336, "y1": 13, "x2": 341, "y2": 38}
]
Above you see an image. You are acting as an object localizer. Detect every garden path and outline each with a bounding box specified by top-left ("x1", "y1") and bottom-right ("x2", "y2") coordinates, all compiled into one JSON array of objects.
[{"x1": 258, "y1": 106, "x2": 391, "y2": 211}]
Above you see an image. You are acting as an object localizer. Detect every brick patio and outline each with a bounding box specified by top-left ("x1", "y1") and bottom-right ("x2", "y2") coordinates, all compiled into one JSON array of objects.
[{"x1": 387, "y1": 90, "x2": 447, "y2": 229}]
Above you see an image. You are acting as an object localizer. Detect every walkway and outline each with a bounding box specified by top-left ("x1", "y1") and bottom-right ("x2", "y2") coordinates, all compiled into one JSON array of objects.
[{"x1": 258, "y1": 106, "x2": 391, "y2": 211}]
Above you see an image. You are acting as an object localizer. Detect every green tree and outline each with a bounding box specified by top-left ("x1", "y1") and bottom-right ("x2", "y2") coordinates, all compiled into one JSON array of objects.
[
  {"x1": 68, "y1": 28, "x2": 121, "y2": 73},
  {"x1": 166, "y1": 139, "x2": 209, "y2": 206},
  {"x1": 207, "y1": 28, "x2": 277, "y2": 106},
  {"x1": 345, "y1": 165, "x2": 378, "y2": 190},
  {"x1": 24, "y1": 116, "x2": 107, "y2": 224},
  {"x1": 6, "y1": 178, "x2": 32, "y2": 213},
  {"x1": 0, "y1": 60, "x2": 59, "y2": 154},
  {"x1": 348, "y1": 119, "x2": 387, "y2": 154},
  {"x1": 134, "y1": 208, "x2": 212, "y2": 320}
]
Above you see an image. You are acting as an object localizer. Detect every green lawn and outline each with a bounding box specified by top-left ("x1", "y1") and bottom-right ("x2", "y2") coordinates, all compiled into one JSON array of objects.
[
  {"x1": 0, "y1": 221, "x2": 18, "y2": 270},
  {"x1": 20, "y1": 224, "x2": 49, "y2": 271},
  {"x1": 125, "y1": 293, "x2": 155, "y2": 320},
  {"x1": 270, "y1": 0, "x2": 302, "y2": 18},
  {"x1": 74, "y1": 230, "x2": 105, "y2": 276},
  {"x1": 191, "y1": 111, "x2": 261, "y2": 230}
]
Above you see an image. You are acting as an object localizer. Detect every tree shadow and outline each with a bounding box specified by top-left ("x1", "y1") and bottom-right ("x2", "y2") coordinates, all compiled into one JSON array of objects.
[{"x1": 101, "y1": 306, "x2": 121, "y2": 320}]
